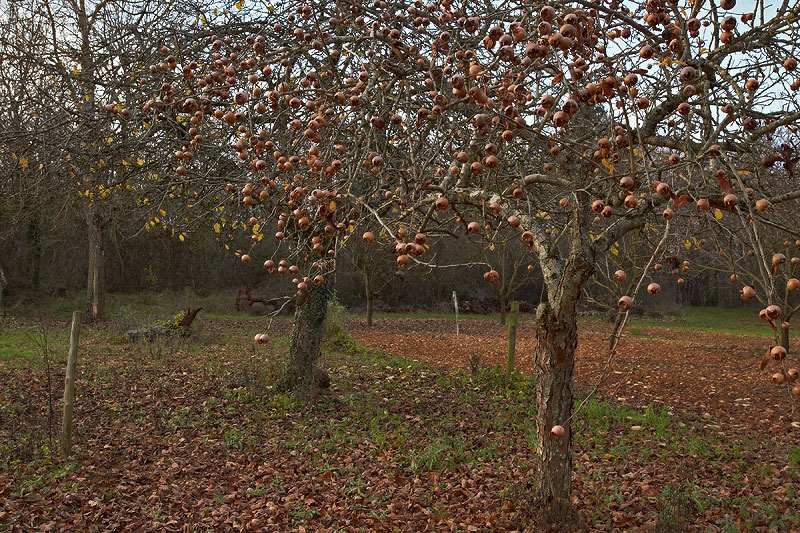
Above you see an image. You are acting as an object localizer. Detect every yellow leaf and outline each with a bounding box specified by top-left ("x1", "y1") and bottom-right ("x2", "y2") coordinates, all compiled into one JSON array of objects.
[
  {"x1": 201, "y1": 14, "x2": 207, "y2": 24},
  {"x1": 601, "y1": 158, "x2": 615, "y2": 174},
  {"x1": 214, "y1": 223, "x2": 221, "y2": 233},
  {"x1": 738, "y1": 170, "x2": 751, "y2": 175},
  {"x1": 714, "y1": 208, "x2": 723, "y2": 220},
  {"x1": 329, "y1": 201, "x2": 337, "y2": 210},
  {"x1": 179, "y1": 234, "x2": 185, "y2": 241},
  {"x1": 137, "y1": 158, "x2": 144, "y2": 166},
  {"x1": 19, "y1": 157, "x2": 29, "y2": 170},
  {"x1": 159, "y1": 209, "x2": 166, "y2": 216},
  {"x1": 252, "y1": 224, "x2": 259, "y2": 234},
  {"x1": 684, "y1": 239, "x2": 691, "y2": 250},
  {"x1": 267, "y1": 5, "x2": 274, "y2": 12},
  {"x1": 235, "y1": 0, "x2": 243, "y2": 9}
]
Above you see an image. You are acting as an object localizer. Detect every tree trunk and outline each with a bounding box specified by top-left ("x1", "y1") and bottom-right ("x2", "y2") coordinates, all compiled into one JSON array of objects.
[
  {"x1": 780, "y1": 324, "x2": 790, "y2": 352},
  {"x1": 281, "y1": 284, "x2": 330, "y2": 393},
  {"x1": 85, "y1": 210, "x2": 105, "y2": 321},
  {"x1": 365, "y1": 274, "x2": 374, "y2": 327},
  {"x1": 532, "y1": 304, "x2": 579, "y2": 525},
  {"x1": 366, "y1": 294, "x2": 374, "y2": 327},
  {"x1": 499, "y1": 297, "x2": 507, "y2": 325},
  {"x1": 27, "y1": 221, "x2": 41, "y2": 290}
]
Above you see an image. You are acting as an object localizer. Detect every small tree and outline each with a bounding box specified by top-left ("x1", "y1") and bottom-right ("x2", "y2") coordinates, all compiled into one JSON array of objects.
[
  {"x1": 482, "y1": 238, "x2": 537, "y2": 324},
  {"x1": 339, "y1": 231, "x2": 398, "y2": 326}
]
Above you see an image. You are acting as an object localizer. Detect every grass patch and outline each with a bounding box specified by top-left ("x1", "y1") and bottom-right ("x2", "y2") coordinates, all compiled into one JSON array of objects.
[
  {"x1": 636, "y1": 306, "x2": 768, "y2": 336},
  {"x1": 0, "y1": 320, "x2": 68, "y2": 366}
]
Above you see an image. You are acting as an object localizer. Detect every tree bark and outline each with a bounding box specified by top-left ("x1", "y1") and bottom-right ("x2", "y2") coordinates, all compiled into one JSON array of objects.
[
  {"x1": 85, "y1": 209, "x2": 105, "y2": 321},
  {"x1": 281, "y1": 284, "x2": 330, "y2": 393},
  {"x1": 531, "y1": 247, "x2": 593, "y2": 526},
  {"x1": 532, "y1": 304, "x2": 579, "y2": 525}
]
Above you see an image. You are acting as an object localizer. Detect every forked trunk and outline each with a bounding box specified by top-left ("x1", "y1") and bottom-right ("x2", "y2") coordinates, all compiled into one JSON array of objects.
[
  {"x1": 281, "y1": 285, "x2": 330, "y2": 392},
  {"x1": 533, "y1": 306, "x2": 579, "y2": 526}
]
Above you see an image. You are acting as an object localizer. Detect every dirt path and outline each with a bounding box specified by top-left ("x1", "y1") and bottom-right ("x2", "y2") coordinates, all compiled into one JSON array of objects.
[{"x1": 347, "y1": 317, "x2": 800, "y2": 437}]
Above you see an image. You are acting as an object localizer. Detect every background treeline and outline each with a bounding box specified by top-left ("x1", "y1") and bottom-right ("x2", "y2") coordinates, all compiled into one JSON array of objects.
[{"x1": 0, "y1": 214, "x2": 747, "y2": 314}]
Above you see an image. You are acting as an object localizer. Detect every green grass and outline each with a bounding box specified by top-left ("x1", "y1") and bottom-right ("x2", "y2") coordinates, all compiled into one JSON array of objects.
[
  {"x1": 636, "y1": 306, "x2": 769, "y2": 336},
  {"x1": 3, "y1": 289, "x2": 285, "y2": 323},
  {"x1": 0, "y1": 322, "x2": 69, "y2": 366},
  {"x1": 363, "y1": 311, "x2": 514, "y2": 321},
  {"x1": 361, "y1": 306, "x2": 769, "y2": 337}
]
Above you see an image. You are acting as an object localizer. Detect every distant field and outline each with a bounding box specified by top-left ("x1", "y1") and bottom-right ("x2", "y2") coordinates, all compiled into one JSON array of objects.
[
  {"x1": 364, "y1": 305, "x2": 772, "y2": 337},
  {"x1": 2, "y1": 291, "x2": 774, "y2": 337}
]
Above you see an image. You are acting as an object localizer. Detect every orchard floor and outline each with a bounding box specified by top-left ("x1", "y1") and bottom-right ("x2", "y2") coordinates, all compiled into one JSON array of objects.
[
  {"x1": 1, "y1": 313, "x2": 799, "y2": 532},
  {"x1": 347, "y1": 317, "x2": 800, "y2": 439}
]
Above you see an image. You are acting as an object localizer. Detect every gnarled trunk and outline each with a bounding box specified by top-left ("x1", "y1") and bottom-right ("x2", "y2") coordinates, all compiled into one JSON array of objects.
[
  {"x1": 531, "y1": 248, "x2": 593, "y2": 527},
  {"x1": 281, "y1": 284, "x2": 330, "y2": 392},
  {"x1": 533, "y1": 305, "x2": 578, "y2": 525}
]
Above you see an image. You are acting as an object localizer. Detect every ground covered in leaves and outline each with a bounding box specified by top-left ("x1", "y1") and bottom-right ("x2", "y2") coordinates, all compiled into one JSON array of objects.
[{"x1": 1, "y1": 310, "x2": 799, "y2": 531}]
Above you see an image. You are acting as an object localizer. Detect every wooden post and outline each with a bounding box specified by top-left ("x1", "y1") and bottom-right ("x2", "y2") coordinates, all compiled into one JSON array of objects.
[
  {"x1": 505, "y1": 301, "x2": 520, "y2": 388},
  {"x1": 61, "y1": 311, "x2": 81, "y2": 456},
  {"x1": 453, "y1": 291, "x2": 459, "y2": 337}
]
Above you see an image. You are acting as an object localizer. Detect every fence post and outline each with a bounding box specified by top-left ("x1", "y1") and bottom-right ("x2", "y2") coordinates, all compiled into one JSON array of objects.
[
  {"x1": 505, "y1": 301, "x2": 520, "y2": 388},
  {"x1": 61, "y1": 311, "x2": 81, "y2": 456}
]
